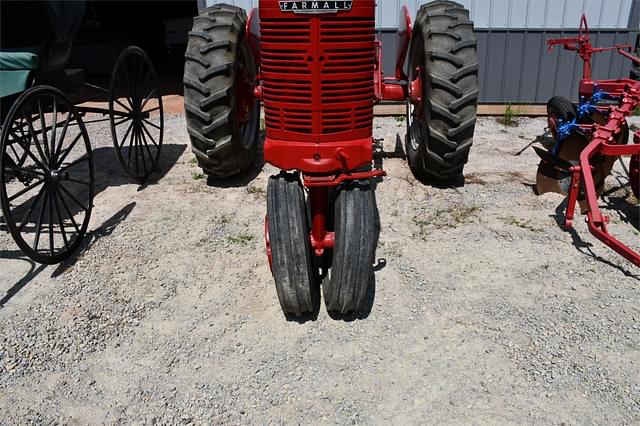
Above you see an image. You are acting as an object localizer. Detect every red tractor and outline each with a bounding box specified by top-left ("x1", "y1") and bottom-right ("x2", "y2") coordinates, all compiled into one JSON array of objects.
[{"x1": 183, "y1": 1, "x2": 479, "y2": 316}]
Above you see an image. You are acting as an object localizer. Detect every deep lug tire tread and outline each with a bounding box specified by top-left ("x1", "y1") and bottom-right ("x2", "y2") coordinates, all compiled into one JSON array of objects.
[
  {"x1": 183, "y1": 4, "x2": 258, "y2": 178},
  {"x1": 407, "y1": 0, "x2": 479, "y2": 182}
]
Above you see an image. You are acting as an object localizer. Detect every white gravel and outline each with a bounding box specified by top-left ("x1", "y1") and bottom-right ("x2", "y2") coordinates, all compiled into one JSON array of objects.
[{"x1": 0, "y1": 114, "x2": 638, "y2": 424}]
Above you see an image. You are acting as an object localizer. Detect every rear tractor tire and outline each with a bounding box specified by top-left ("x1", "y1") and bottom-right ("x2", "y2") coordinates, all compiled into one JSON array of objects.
[
  {"x1": 324, "y1": 180, "x2": 378, "y2": 315},
  {"x1": 406, "y1": 0, "x2": 479, "y2": 184},
  {"x1": 183, "y1": 4, "x2": 259, "y2": 178},
  {"x1": 267, "y1": 173, "x2": 319, "y2": 317}
]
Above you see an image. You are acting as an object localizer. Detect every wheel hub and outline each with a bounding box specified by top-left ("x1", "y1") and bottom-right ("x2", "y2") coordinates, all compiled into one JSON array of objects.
[{"x1": 49, "y1": 169, "x2": 69, "y2": 181}]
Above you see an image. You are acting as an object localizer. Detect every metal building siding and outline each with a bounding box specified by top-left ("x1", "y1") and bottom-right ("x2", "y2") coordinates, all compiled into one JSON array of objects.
[
  {"x1": 476, "y1": 30, "x2": 636, "y2": 102},
  {"x1": 204, "y1": 0, "x2": 636, "y2": 28},
  {"x1": 379, "y1": 0, "x2": 635, "y2": 29},
  {"x1": 203, "y1": 0, "x2": 639, "y2": 102}
]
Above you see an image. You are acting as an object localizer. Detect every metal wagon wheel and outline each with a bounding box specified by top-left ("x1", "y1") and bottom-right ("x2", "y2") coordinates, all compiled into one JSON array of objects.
[
  {"x1": 109, "y1": 46, "x2": 164, "y2": 183},
  {"x1": 0, "y1": 86, "x2": 94, "y2": 264}
]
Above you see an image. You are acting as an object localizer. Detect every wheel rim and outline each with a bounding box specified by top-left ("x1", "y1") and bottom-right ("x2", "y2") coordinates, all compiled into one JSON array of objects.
[
  {"x1": 109, "y1": 46, "x2": 164, "y2": 182},
  {"x1": 0, "y1": 87, "x2": 94, "y2": 263},
  {"x1": 235, "y1": 41, "x2": 258, "y2": 150},
  {"x1": 407, "y1": 63, "x2": 425, "y2": 152}
]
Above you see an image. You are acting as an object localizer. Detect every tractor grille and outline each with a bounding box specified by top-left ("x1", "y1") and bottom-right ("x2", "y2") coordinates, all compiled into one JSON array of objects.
[{"x1": 261, "y1": 14, "x2": 375, "y2": 139}]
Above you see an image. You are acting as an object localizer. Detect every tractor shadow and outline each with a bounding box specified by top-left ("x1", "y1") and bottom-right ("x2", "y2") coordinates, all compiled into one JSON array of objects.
[{"x1": 551, "y1": 199, "x2": 639, "y2": 279}]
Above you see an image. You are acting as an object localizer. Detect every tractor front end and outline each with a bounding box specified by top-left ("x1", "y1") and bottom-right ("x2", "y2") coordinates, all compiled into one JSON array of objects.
[
  {"x1": 183, "y1": 1, "x2": 480, "y2": 317},
  {"x1": 260, "y1": 0, "x2": 386, "y2": 316},
  {"x1": 260, "y1": 0, "x2": 378, "y2": 174}
]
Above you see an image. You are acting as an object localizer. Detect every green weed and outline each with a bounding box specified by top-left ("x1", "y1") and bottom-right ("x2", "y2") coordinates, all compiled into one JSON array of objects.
[
  {"x1": 497, "y1": 104, "x2": 519, "y2": 127},
  {"x1": 503, "y1": 216, "x2": 541, "y2": 232},
  {"x1": 228, "y1": 234, "x2": 255, "y2": 244}
]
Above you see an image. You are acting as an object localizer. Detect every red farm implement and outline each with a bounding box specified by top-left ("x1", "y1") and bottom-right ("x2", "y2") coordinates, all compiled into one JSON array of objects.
[
  {"x1": 535, "y1": 15, "x2": 640, "y2": 267},
  {"x1": 183, "y1": 1, "x2": 480, "y2": 316}
]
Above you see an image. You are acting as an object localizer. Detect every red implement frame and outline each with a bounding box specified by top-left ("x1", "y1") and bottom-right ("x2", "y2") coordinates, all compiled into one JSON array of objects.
[{"x1": 547, "y1": 16, "x2": 640, "y2": 267}]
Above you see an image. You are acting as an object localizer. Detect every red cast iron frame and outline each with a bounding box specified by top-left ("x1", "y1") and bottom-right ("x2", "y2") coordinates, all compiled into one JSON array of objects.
[
  {"x1": 255, "y1": 2, "x2": 415, "y2": 261},
  {"x1": 547, "y1": 16, "x2": 640, "y2": 267}
]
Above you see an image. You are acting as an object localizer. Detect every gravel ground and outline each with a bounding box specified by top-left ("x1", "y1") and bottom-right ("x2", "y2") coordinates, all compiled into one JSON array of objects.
[{"x1": 0, "y1": 114, "x2": 638, "y2": 424}]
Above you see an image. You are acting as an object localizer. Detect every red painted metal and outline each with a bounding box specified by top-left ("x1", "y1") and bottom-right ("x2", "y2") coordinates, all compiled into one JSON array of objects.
[
  {"x1": 258, "y1": 1, "x2": 404, "y2": 268},
  {"x1": 548, "y1": 15, "x2": 633, "y2": 81},
  {"x1": 408, "y1": 67, "x2": 422, "y2": 105},
  {"x1": 382, "y1": 81, "x2": 406, "y2": 101},
  {"x1": 264, "y1": 137, "x2": 375, "y2": 173},
  {"x1": 547, "y1": 18, "x2": 640, "y2": 266},
  {"x1": 303, "y1": 170, "x2": 386, "y2": 187},
  {"x1": 309, "y1": 187, "x2": 334, "y2": 256},
  {"x1": 260, "y1": 0, "x2": 376, "y2": 146},
  {"x1": 264, "y1": 215, "x2": 273, "y2": 272},
  {"x1": 374, "y1": 40, "x2": 382, "y2": 102},
  {"x1": 395, "y1": 5, "x2": 413, "y2": 81}
]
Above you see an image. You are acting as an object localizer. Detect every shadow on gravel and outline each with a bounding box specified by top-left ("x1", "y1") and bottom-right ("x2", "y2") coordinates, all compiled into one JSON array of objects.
[
  {"x1": 135, "y1": 143, "x2": 188, "y2": 190},
  {"x1": 51, "y1": 202, "x2": 136, "y2": 278},
  {"x1": 0, "y1": 253, "x2": 46, "y2": 307},
  {"x1": 0, "y1": 144, "x2": 184, "y2": 302},
  {"x1": 88, "y1": 144, "x2": 187, "y2": 191},
  {"x1": 0, "y1": 202, "x2": 137, "y2": 306},
  {"x1": 552, "y1": 200, "x2": 639, "y2": 279}
]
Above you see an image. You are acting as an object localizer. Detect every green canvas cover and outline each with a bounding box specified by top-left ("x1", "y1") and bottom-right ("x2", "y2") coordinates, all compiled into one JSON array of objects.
[{"x1": 0, "y1": 51, "x2": 40, "y2": 98}]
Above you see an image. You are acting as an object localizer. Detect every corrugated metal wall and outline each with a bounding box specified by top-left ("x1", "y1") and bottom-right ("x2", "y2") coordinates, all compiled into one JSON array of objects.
[
  {"x1": 378, "y1": 0, "x2": 636, "y2": 29},
  {"x1": 205, "y1": 0, "x2": 637, "y2": 28},
  {"x1": 204, "y1": 0, "x2": 640, "y2": 103}
]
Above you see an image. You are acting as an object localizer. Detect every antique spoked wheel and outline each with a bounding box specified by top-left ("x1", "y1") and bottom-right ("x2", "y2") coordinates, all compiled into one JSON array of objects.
[
  {"x1": 109, "y1": 46, "x2": 164, "y2": 183},
  {"x1": 0, "y1": 86, "x2": 94, "y2": 264}
]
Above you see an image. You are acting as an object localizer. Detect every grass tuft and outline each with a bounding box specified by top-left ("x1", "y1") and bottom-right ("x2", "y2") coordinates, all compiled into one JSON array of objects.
[
  {"x1": 228, "y1": 234, "x2": 254, "y2": 244},
  {"x1": 496, "y1": 104, "x2": 520, "y2": 127},
  {"x1": 412, "y1": 204, "x2": 481, "y2": 239}
]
